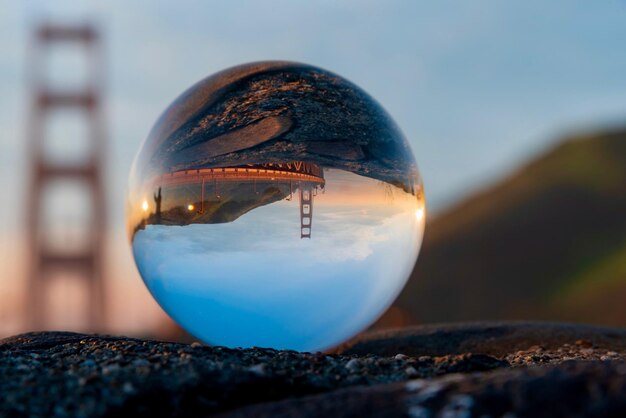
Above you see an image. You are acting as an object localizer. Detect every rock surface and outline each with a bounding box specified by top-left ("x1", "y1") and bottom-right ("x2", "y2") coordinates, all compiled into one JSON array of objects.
[
  {"x1": 339, "y1": 320, "x2": 626, "y2": 356},
  {"x1": 2, "y1": 322, "x2": 626, "y2": 417}
]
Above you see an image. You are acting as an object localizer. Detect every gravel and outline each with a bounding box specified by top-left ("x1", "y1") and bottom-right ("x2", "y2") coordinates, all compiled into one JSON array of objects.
[{"x1": 2, "y1": 322, "x2": 626, "y2": 417}]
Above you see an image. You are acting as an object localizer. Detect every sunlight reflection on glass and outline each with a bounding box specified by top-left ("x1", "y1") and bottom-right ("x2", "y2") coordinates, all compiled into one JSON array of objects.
[{"x1": 127, "y1": 61, "x2": 425, "y2": 351}]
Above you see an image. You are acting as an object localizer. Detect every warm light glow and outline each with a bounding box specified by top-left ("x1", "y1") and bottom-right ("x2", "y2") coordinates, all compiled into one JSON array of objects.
[
  {"x1": 142, "y1": 200, "x2": 149, "y2": 212},
  {"x1": 187, "y1": 204, "x2": 195, "y2": 211},
  {"x1": 415, "y1": 207, "x2": 425, "y2": 222}
]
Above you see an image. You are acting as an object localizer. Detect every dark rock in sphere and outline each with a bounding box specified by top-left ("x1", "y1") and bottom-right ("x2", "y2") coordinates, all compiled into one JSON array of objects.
[{"x1": 2, "y1": 322, "x2": 626, "y2": 417}]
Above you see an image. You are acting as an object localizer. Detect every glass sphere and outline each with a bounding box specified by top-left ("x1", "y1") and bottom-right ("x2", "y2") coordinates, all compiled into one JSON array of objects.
[{"x1": 127, "y1": 61, "x2": 425, "y2": 352}]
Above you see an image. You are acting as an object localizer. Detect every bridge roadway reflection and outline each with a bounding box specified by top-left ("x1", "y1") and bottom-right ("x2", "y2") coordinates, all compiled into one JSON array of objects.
[{"x1": 153, "y1": 162, "x2": 325, "y2": 188}]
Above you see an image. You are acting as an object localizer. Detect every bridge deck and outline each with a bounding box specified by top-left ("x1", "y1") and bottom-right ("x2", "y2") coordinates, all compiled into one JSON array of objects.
[{"x1": 154, "y1": 166, "x2": 325, "y2": 188}]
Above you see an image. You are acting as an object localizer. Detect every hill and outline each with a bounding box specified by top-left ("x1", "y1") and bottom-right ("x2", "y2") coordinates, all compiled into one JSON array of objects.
[
  {"x1": 392, "y1": 128, "x2": 626, "y2": 326},
  {"x1": 158, "y1": 183, "x2": 289, "y2": 226},
  {"x1": 132, "y1": 182, "x2": 291, "y2": 237}
]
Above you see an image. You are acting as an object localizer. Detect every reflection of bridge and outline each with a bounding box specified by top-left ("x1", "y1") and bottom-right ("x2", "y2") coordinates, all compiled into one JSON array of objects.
[
  {"x1": 155, "y1": 164, "x2": 325, "y2": 187},
  {"x1": 152, "y1": 163, "x2": 325, "y2": 238}
]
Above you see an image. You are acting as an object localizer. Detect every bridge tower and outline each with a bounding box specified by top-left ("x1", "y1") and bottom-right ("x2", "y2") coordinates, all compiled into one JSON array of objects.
[
  {"x1": 300, "y1": 185, "x2": 313, "y2": 238},
  {"x1": 25, "y1": 23, "x2": 106, "y2": 330}
]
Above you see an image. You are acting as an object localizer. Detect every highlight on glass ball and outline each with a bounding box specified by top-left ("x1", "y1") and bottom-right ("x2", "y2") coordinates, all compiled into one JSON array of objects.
[{"x1": 127, "y1": 61, "x2": 425, "y2": 352}]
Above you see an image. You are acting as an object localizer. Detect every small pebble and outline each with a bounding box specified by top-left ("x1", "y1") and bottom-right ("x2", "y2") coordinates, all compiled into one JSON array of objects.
[
  {"x1": 575, "y1": 340, "x2": 593, "y2": 348},
  {"x1": 405, "y1": 366, "x2": 419, "y2": 377},
  {"x1": 247, "y1": 363, "x2": 267, "y2": 375},
  {"x1": 122, "y1": 382, "x2": 135, "y2": 394},
  {"x1": 133, "y1": 358, "x2": 150, "y2": 367},
  {"x1": 102, "y1": 364, "x2": 120, "y2": 375},
  {"x1": 449, "y1": 394, "x2": 474, "y2": 409},
  {"x1": 405, "y1": 380, "x2": 426, "y2": 392},
  {"x1": 81, "y1": 359, "x2": 96, "y2": 368},
  {"x1": 345, "y1": 358, "x2": 361, "y2": 372}
]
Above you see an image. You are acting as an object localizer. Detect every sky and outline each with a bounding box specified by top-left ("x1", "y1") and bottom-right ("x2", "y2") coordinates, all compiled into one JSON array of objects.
[{"x1": 0, "y1": 0, "x2": 625, "y2": 335}]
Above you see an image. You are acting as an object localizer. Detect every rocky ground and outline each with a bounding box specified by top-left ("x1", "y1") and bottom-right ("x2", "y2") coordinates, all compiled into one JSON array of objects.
[{"x1": 2, "y1": 322, "x2": 626, "y2": 417}]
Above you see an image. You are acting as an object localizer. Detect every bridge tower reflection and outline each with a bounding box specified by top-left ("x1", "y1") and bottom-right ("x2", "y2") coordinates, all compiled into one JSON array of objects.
[{"x1": 300, "y1": 186, "x2": 313, "y2": 238}]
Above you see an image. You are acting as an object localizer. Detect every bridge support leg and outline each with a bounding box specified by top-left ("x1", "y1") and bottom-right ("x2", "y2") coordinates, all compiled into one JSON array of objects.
[{"x1": 300, "y1": 185, "x2": 313, "y2": 239}]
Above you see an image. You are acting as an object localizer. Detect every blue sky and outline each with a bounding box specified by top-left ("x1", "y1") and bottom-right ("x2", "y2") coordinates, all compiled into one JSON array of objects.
[{"x1": 1, "y1": 0, "x2": 625, "y2": 334}]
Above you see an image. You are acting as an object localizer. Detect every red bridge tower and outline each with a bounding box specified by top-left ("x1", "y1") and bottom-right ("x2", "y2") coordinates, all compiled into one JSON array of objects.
[{"x1": 25, "y1": 23, "x2": 106, "y2": 330}]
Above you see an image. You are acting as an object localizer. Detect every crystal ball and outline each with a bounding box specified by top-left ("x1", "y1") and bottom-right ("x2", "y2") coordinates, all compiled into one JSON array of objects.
[{"x1": 127, "y1": 61, "x2": 425, "y2": 351}]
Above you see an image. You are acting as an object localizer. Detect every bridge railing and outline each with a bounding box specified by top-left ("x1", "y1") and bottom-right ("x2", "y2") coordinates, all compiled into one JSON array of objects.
[{"x1": 153, "y1": 166, "x2": 325, "y2": 188}]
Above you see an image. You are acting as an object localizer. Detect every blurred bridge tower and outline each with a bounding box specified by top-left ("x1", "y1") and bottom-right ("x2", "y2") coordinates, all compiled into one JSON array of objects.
[{"x1": 25, "y1": 23, "x2": 106, "y2": 331}]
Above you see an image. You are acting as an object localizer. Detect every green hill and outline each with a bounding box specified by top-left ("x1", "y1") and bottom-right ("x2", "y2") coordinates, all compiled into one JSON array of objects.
[{"x1": 392, "y1": 128, "x2": 626, "y2": 327}]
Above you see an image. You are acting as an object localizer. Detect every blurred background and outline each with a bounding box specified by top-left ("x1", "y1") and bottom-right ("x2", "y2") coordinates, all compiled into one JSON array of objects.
[{"x1": 1, "y1": 0, "x2": 626, "y2": 340}]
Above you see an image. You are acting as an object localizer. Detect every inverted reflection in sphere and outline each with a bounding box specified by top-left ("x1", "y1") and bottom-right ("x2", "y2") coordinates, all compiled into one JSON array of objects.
[{"x1": 127, "y1": 61, "x2": 425, "y2": 351}]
